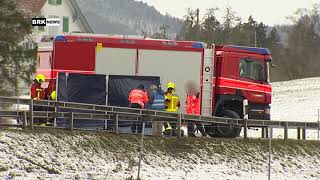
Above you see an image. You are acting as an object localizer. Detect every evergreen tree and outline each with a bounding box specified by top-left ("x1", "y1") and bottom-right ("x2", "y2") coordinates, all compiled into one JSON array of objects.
[{"x1": 0, "y1": 0, "x2": 37, "y2": 96}]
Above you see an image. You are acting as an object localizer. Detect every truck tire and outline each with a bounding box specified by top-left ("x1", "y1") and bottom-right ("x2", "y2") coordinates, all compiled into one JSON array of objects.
[
  {"x1": 215, "y1": 110, "x2": 242, "y2": 138},
  {"x1": 204, "y1": 126, "x2": 217, "y2": 137}
]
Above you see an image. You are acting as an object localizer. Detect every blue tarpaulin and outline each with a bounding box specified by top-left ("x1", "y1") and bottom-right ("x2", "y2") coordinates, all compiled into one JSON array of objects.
[
  {"x1": 56, "y1": 73, "x2": 160, "y2": 130},
  {"x1": 56, "y1": 73, "x2": 106, "y2": 129}
]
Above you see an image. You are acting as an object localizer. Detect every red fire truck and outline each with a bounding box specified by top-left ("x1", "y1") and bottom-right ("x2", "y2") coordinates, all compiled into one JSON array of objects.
[{"x1": 37, "y1": 33, "x2": 272, "y2": 138}]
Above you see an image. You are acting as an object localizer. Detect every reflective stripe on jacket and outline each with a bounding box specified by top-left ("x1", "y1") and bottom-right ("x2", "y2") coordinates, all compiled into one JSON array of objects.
[
  {"x1": 128, "y1": 89, "x2": 148, "y2": 109},
  {"x1": 165, "y1": 92, "x2": 180, "y2": 112},
  {"x1": 151, "y1": 90, "x2": 165, "y2": 110},
  {"x1": 30, "y1": 82, "x2": 45, "y2": 100}
]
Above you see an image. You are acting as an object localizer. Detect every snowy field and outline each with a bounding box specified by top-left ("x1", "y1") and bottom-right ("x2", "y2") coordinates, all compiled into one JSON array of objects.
[
  {"x1": 1, "y1": 77, "x2": 320, "y2": 179},
  {"x1": 244, "y1": 77, "x2": 320, "y2": 140},
  {"x1": 1, "y1": 129, "x2": 320, "y2": 180}
]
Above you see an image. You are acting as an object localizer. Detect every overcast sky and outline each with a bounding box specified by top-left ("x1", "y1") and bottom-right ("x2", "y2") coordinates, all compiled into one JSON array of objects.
[{"x1": 139, "y1": 0, "x2": 319, "y2": 25}]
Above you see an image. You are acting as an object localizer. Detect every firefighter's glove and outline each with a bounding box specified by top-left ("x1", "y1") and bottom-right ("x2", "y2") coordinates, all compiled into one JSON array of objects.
[{"x1": 165, "y1": 99, "x2": 170, "y2": 103}]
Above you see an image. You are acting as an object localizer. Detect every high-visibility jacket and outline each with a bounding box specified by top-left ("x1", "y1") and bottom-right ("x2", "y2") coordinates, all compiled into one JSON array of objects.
[
  {"x1": 151, "y1": 90, "x2": 165, "y2": 110},
  {"x1": 30, "y1": 82, "x2": 45, "y2": 100},
  {"x1": 128, "y1": 89, "x2": 148, "y2": 109},
  {"x1": 186, "y1": 95, "x2": 200, "y2": 115},
  {"x1": 186, "y1": 95, "x2": 195, "y2": 114},
  {"x1": 164, "y1": 91, "x2": 180, "y2": 112},
  {"x1": 193, "y1": 97, "x2": 201, "y2": 115}
]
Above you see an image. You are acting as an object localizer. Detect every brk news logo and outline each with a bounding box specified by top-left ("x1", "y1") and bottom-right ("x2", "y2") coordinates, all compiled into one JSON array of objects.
[{"x1": 32, "y1": 18, "x2": 61, "y2": 26}]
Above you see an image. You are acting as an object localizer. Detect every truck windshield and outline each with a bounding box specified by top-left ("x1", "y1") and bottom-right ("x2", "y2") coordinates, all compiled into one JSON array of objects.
[{"x1": 239, "y1": 58, "x2": 266, "y2": 82}]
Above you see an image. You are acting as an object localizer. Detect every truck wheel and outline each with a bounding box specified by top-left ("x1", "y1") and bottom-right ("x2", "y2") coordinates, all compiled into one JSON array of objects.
[
  {"x1": 215, "y1": 110, "x2": 242, "y2": 138},
  {"x1": 204, "y1": 126, "x2": 217, "y2": 137}
]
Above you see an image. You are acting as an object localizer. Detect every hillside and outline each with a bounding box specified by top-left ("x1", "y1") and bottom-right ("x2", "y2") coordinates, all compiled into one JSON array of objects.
[{"x1": 76, "y1": 0, "x2": 183, "y2": 37}]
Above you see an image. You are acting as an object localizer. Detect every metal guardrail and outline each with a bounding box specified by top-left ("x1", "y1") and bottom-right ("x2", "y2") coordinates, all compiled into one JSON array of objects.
[{"x1": 0, "y1": 96, "x2": 319, "y2": 140}]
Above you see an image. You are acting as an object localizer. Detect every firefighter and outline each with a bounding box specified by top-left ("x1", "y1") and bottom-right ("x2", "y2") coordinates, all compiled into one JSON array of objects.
[
  {"x1": 128, "y1": 84, "x2": 149, "y2": 134},
  {"x1": 186, "y1": 91, "x2": 208, "y2": 137},
  {"x1": 30, "y1": 74, "x2": 46, "y2": 100},
  {"x1": 148, "y1": 84, "x2": 165, "y2": 136},
  {"x1": 45, "y1": 79, "x2": 56, "y2": 100},
  {"x1": 149, "y1": 84, "x2": 165, "y2": 110},
  {"x1": 163, "y1": 82, "x2": 180, "y2": 136},
  {"x1": 30, "y1": 74, "x2": 46, "y2": 126}
]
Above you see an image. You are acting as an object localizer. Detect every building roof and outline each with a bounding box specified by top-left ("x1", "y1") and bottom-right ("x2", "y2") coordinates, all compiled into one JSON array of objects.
[
  {"x1": 70, "y1": 0, "x2": 93, "y2": 33},
  {"x1": 16, "y1": 0, "x2": 93, "y2": 33},
  {"x1": 16, "y1": 0, "x2": 46, "y2": 17}
]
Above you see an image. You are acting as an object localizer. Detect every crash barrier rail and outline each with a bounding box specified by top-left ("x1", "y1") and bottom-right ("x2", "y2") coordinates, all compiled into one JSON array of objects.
[{"x1": 0, "y1": 96, "x2": 319, "y2": 140}]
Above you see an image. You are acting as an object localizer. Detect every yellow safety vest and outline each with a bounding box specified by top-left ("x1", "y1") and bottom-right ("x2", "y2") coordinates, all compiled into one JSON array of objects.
[{"x1": 165, "y1": 92, "x2": 179, "y2": 112}]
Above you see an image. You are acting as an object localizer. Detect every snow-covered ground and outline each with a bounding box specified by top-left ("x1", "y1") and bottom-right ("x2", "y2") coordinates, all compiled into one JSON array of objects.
[
  {"x1": 1, "y1": 77, "x2": 320, "y2": 179},
  {"x1": 271, "y1": 77, "x2": 320, "y2": 122},
  {"x1": 1, "y1": 129, "x2": 320, "y2": 180},
  {"x1": 244, "y1": 77, "x2": 320, "y2": 140}
]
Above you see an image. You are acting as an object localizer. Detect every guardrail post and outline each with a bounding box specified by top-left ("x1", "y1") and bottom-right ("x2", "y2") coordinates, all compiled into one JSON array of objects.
[
  {"x1": 23, "y1": 111, "x2": 27, "y2": 129},
  {"x1": 269, "y1": 127, "x2": 273, "y2": 139},
  {"x1": 297, "y1": 127, "x2": 301, "y2": 140},
  {"x1": 115, "y1": 114, "x2": 119, "y2": 134},
  {"x1": 284, "y1": 122, "x2": 288, "y2": 141},
  {"x1": 302, "y1": 127, "x2": 306, "y2": 140},
  {"x1": 30, "y1": 99, "x2": 34, "y2": 130},
  {"x1": 318, "y1": 109, "x2": 320, "y2": 141},
  {"x1": 261, "y1": 128, "x2": 265, "y2": 138},
  {"x1": 137, "y1": 121, "x2": 146, "y2": 180},
  {"x1": 243, "y1": 99, "x2": 248, "y2": 139},
  {"x1": 178, "y1": 113, "x2": 182, "y2": 138},
  {"x1": 243, "y1": 119, "x2": 248, "y2": 139},
  {"x1": 69, "y1": 112, "x2": 74, "y2": 131}
]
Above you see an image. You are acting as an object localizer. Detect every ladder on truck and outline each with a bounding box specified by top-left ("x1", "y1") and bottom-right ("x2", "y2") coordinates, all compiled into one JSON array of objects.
[{"x1": 201, "y1": 47, "x2": 215, "y2": 116}]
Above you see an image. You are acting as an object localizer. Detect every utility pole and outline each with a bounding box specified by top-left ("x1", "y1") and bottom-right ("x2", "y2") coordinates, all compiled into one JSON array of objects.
[
  {"x1": 137, "y1": 121, "x2": 146, "y2": 180},
  {"x1": 196, "y1": 8, "x2": 200, "y2": 40},
  {"x1": 254, "y1": 30, "x2": 257, "y2": 47},
  {"x1": 268, "y1": 127, "x2": 272, "y2": 180},
  {"x1": 318, "y1": 109, "x2": 320, "y2": 141}
]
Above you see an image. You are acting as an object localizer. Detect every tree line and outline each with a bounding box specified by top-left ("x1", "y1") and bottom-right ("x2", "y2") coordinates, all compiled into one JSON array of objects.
[
  {"x1": 1, "y1": 1, "x2": 319, "y2": 97},
  {"x1": 153, "y1": 5, "x2": 320, "y2": 82}
]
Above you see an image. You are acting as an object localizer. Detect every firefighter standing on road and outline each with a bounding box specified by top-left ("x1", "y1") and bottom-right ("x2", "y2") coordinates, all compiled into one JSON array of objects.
[
  {"x1": 163, "y1": 82, "x2": 180, "y2": 136},
  {"x1": 30, "y1": 74, "x2": 47, "y2": 126},
  {"x1": 186, "y1": 90, "x2": 208, "y2": 137},
  {"x1": 128, "y1": 84, "x2": 149, "y2": 134}
]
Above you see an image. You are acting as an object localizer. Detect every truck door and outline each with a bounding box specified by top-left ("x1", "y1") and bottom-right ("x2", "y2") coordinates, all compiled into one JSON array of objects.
[
  {"x1": 237, "y1": 55, "x2": 267, "y2": 104},
  {"x1": 95, "y1": 47, "x2": 136, "y2": 75}
]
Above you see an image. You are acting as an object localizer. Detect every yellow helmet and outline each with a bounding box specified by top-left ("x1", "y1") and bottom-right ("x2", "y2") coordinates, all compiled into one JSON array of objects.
[
  {"x1": 50, "y1": 91, "x2": 56, "y2": 100},
  {"x1": 35, "y1": 74, "x2": 45, "y2": 83},
  {"x1": 167, "y1": 82, "x2": 176, "y2": 89}
]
